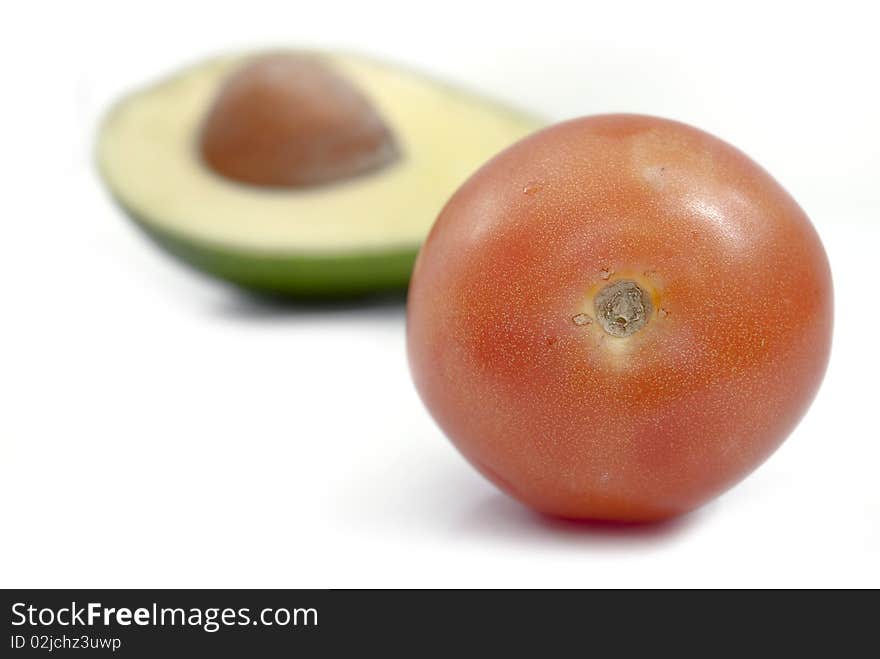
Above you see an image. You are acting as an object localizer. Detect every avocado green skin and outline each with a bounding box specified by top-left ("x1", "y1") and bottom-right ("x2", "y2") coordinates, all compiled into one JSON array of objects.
[{"x1": 122, "y1": 203, "x2": 419, "y2": 298}]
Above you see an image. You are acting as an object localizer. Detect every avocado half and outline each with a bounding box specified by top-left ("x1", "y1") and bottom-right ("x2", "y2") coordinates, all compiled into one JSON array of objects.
[{"x1": 96, "y1": 52, "x2": 541, "y2": 297}]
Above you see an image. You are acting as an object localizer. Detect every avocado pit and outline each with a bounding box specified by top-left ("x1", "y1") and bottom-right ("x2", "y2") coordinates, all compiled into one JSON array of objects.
[{"x1": 199, "y1": 53, "x2": 399, "y2": 188}]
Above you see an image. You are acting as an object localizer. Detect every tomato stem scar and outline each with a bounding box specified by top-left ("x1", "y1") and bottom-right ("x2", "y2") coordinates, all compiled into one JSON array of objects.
[{"x1": 594, "y1": 279, "x2": 653, "y2": 337}]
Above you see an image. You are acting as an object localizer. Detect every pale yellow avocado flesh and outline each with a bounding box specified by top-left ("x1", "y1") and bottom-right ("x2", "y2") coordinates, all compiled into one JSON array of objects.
[{"x1": 97, "y1": 52, "x2": 541, "y2": 296}]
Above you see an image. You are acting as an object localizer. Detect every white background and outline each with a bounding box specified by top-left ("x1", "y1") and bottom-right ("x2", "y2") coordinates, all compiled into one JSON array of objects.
[{"x1": 2, "y1": 0, "x2": 878, "y2": 588}]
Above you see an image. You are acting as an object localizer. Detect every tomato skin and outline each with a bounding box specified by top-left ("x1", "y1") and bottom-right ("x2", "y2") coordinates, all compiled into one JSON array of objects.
[{"x1": 407, "y1": 114, "x2": 832, "y2": 522}]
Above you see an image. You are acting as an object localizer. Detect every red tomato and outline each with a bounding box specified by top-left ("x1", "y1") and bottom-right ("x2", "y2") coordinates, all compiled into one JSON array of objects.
[{"x1": 407, "y1": 114, "x2": 832, "y2": 522}]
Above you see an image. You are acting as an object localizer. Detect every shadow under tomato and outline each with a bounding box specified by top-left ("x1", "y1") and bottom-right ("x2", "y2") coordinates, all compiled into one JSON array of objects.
[
  {"x1": 338, "y1": 442, "x2": 708, "y2": 550},
  {"x1": 456, "y1": 491, "x2": 706, "y2": 548}
]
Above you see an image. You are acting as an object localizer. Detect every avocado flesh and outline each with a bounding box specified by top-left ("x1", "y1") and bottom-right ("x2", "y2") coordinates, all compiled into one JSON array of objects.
[{"x1": 97, "y1": 53, "x2": 541, "y2": 297}]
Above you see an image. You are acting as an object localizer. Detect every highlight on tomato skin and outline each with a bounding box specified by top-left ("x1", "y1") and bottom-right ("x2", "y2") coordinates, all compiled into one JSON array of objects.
[{"x1": 406, "y1": 114, "x2": 833, "y2": 523}]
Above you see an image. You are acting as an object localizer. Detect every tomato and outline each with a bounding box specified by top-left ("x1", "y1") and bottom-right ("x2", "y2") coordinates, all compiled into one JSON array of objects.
[{"x1": 407, "y1": 114, "x2": 832, "y2": 522}]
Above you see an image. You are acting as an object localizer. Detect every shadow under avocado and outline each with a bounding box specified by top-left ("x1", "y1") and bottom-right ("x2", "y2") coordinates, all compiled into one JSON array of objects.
[
  {"x1": 216, "y1": 287, "x2": 408, "y2": 320},
  {"x1": 456, "y1": 492, "x2": 705, "y2": 547}
]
